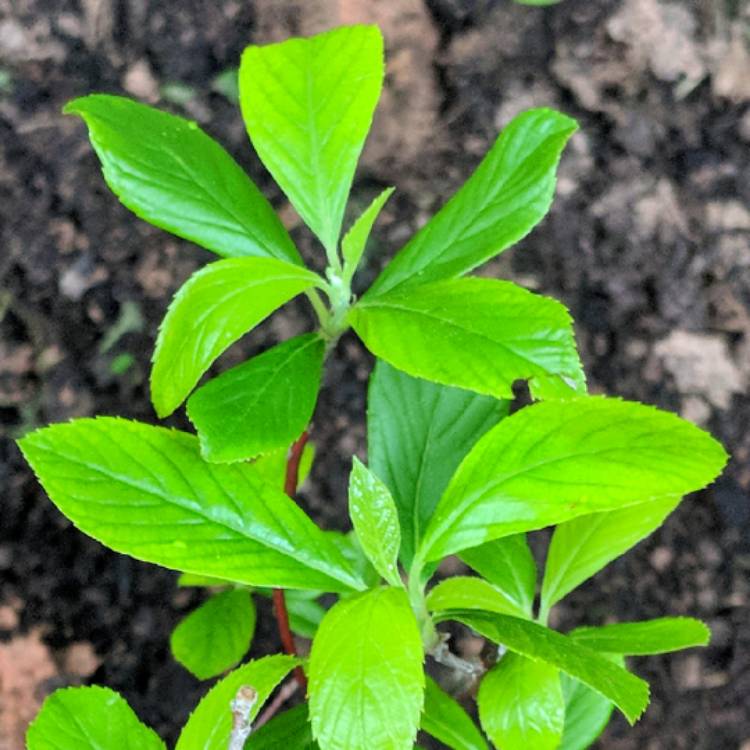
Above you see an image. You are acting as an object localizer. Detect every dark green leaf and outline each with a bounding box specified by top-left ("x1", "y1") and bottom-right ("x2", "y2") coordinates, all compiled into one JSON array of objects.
[
  {"x1": 368, "y1": 360, "x2": 506, "y2": 567},
  {"x1": 246, "y1": 705, "x2": 318, "y2": 749},
  {"x1": 65, "y1": 95, "x2": 299, "y2": 264},
  {"x1": 188, "y1": 334, "x2": 325, "y2": 463}
]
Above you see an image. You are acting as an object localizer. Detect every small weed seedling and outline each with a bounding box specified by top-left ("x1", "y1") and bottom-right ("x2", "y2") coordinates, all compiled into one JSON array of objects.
[{"x1": 19, "y1": 25, "x2": 727, "y2": 750}]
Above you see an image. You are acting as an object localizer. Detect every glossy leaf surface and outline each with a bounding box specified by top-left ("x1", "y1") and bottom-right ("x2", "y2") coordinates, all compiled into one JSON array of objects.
[
  {"x1": 65, "y1": 95, "x2": 299, "y2": 264},
  {"x1": 418, "y1": 397, "x2": 727, "y2": 561},
  {"x1": 188, "y1": 334, "x2": 325, "y2": 462},
  {"x1": 19, "y1": 419, "x2": 363, "y2": 592},
  {"x1": 240, "y1": 26, "x2": 384, "y2": 253},
  {"x1": 352, "y1": 277, "x2": 585, "y2": 400},
  {"x1": 369, "y1": 109, "x2": 576, "y2": 294},
  {"x1": 151, "y1": 257, "x2": 321, "y2": 417}
]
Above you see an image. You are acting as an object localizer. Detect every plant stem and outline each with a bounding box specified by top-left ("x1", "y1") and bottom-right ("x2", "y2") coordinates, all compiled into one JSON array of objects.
[{"x1": 272, "y1": 431, "x2": 310, "y2": 692}]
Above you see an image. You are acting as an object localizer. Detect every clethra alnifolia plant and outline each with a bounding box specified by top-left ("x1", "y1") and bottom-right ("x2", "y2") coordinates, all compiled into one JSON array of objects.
[{"x1": 19, "y1": 24, "x2": 727, "y2": 750}]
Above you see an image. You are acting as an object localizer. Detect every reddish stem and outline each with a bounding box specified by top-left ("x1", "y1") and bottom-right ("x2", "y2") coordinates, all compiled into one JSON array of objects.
[{"x1": 273, "y1": 431, "x2": 310, "y2": 692}]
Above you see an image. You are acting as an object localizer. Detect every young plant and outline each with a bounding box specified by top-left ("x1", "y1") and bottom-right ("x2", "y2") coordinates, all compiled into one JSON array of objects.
[{"x1": 19, "y1": 24, "x2": 726, "y2": 750}]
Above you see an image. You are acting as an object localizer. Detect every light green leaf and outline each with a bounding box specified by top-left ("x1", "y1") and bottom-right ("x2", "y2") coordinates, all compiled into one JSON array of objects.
[
  {"x1": 560, "y1": 675, "x2": 614, "y2": 750},
  {"x1": 18, "y1": 418, "x2": 363, "y2": 592},
  {"x1": 308, "y1": 587, "x2": 425, "y2": 750},
  {"x1": 427, "y1": 576, "x2": 529, "y2": 619},
  {"x1": 188, "y1": 334, "x2": 325, "y2": 463},
  {"x1": 343, "y1": 187, "x2": 395, "y2": 283},
  {"x1": 246, "y1": 442, "x2": 316, "y2": 489},
  {"x1": 348, "y1": 457, "x2": 402, "y2": 587},
  {"x1": 369, "y1": 109, "x2": 576, "y2": 295},
  {"x1": 459, "y1": 535, "x2": 536, "y2": 617},
  {"x1": 64, "y1": 95, "x2": 299, "y2": 264},
  {"x1": 151, "y1": 257, "x2": 322, "y2": 417},
  {"x1": 540, "y1": 497, "x2": 680, "y2": 620},
  {"x1": 285, "y1": 591, "x2": 327, "y2": 638},
  {"x1": 368, "y1": 361, "x2": 506, "y2": 568},
  {"x1": 478, "y1": 653, "x2": 564, "y2": 750},
  {"x1": 421, "y1": 675, "x2": 488, "y2": 750},
  {"x1": 246, "y1": 705, "x2": 318, "y2": 749},
  {"x1": 177, "y1": 572, "x2": 229, "y2": 588},
  {"x1": 240, "y1": 26, "x2": 384, "y2": 254},
  {"x1": 436, "y1": 610, "x2": 649, "y2": 724},
  {"x1": 418, "y1": 396, "x2": 728, "y2": 562},
  {"x1": 27, "y1": 686, "x2": 164, "y2": 750},
  {"x1": 351, "y1": 277, "x2": 586, "y2": 401},
  {"x1": 171, "y1": 589, "x2": 256, "y2": 679},
  {"x1": 570, "y1": 618, "x2": 710, "y2": 655},
  {"x1": 177, "y1": 655, "x2": 297, "y2": 750}
]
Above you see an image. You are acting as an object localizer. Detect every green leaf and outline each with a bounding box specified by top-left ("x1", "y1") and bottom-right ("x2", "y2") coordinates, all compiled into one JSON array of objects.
[
  {"x1": 369, "y1": 109, "x2": 577, "y2": 295},
  {"x1": 421, "y1": 675, "x2": 488, "y2": 750},
  {"x1": 559, "y1": 675, "x2": 614, "y2": 750},
  {"x1": 351, "y1": 277, "x2": 586, "y2": 400},
  {"x1": 285, "y1": 591, "x2": 327, "y2": 638},
  {"x1": 151, "y1": 257, "x2": 322, "y2": 417},
  {"x1": 171, "y1": 589, "x2": 256, "y2": 679},
  {"x1": 540, "y1": 497, "x2": 680, "y2": 620},
  {"x1": 177, "y1": 572, "x2": 230, "y2": 588},
  {"x1": 426, "y1": 576, "x2": 529, "y2": 619},
  {"x1": 368, "y1": 360, "x2": 507, "y2": 567},
  {"x1": 308, "y1": 587, "x2": 425, "y2": 750},
  {"x1": 342, "y1": 187, "x2": 395, "y2": 283},
  {"x1": 187, "y1": 334, "x2": 325, "y2": 463},
  {"x1": 418, "y1": 396, "x2": 728, "y2": 562},
  {"x1": 64, "y1": 95, "x2": 299, "y2": 264},
  {"x1": 460, "y1": 535, "x2": 536, "y2": 618},
  {"x1": 246, "y1": 705, "x2": 318, "y2": 749},
  {"x1": 18, "y1": 418, "x2": 363, "y2": 593},
  {"x1": 177, "y1": 655, "x2": 298, "y2": 750},
  {"x1": 570, "y1": 618, "x2": 710, "y2": 656},
  {"x1": 436, "y1": 610, "x2": 649, "y2": 724},
  {"x1": 348, "y1": 457, "x2": 402, "y2": 587},
  {"x1": 247, "y1": 442, "x2": 316, "y2": 489},
  {"x1": 478, "y1": 654, "x2": 564, "y2": 750},
  {"x1": 240, "y1": 26, "x2": 384, "y2": 254},
  {"x1": 27, "y1": 686, "x2": 165, "y2": 750}
]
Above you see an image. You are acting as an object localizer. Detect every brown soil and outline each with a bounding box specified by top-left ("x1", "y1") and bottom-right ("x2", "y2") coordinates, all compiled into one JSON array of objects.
[{"x1": 1, "y1": 1, "x2": 749, "y2": 748}]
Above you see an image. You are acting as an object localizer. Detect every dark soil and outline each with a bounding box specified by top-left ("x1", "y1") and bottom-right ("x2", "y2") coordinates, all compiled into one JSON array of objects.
[{"x1": 2, "y1": 1, "x2": 749, "y2": 748}]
